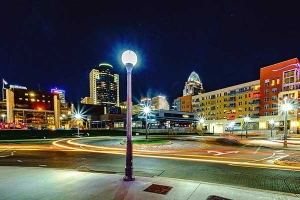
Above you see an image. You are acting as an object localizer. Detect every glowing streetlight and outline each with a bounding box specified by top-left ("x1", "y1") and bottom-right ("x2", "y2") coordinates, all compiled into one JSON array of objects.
[
  {"x1": 244, "y1": 116, "x2": 250, "y2": 138},
  {"x1": 122, "y1": 50, "x2": 137, "y2": 181},
  {"x1": 229, "y1": 121, "x2": 235, "y2": 134},
  {"x1": 75, "y1": 113, "x2": 82, "y2": 136},
  {"x1": 1, "y1": 113, "x2": 6, "y2": 122},
  {"x1": 269, "y1": 119, "x2": 275, "y2": 138},
  {"x1": 143, "y1": 106, "x2": 151, "y2": 141},
  {"x1": 282, "y1": 97, "x2": 293, "y2": 147},
  {"x1": 198, "y1": 116, "x2": 205, "y2": 134}
]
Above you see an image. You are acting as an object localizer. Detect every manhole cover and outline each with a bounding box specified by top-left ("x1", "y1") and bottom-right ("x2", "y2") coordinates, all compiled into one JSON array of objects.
[
  {"x1": 206, "y1": 195, "x2": 231, "y2": 200},
  {"x1": 144, "y1": 184, "x2": 173, "y2": 195}
]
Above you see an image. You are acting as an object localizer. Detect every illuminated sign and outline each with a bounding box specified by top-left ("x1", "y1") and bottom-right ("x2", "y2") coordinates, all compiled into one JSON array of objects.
[{"x1": 10, "y1": 85, "x2": 27, "y2": 90}]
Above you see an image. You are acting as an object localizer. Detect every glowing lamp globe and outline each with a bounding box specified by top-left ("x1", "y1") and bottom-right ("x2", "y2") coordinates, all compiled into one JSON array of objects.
[
  {"x1": 122, "y1": 50, "x2": 137, "y2": 66},
  {"x1": 75, "y1": 114, "x2": 82, "y2": 120},
  {"x1": 244, "y1": 116, "x2": 250, "y2": 122},
  {"x1": 282, "y1": 103, "x2": 292, "y2": 111},
  {"x1": 199, "y1": 118, "x2": 205, "y2": 123},
  {"x1": 143, "y1": 106, "x2": 151, "y2": 114}
]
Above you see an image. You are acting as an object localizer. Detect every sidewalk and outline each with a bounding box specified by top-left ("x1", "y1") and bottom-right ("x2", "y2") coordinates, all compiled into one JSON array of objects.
[{"x1": 0, "y1": 166, "x2": 299, "y2": 200}]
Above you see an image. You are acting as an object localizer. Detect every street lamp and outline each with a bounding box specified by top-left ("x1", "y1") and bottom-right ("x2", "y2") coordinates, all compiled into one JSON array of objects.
[
  {"x1": 75, "y1": 113, "x2": 82, "y2": 136},
  {"x1": 282, "y1": 97, "x2": 293, "y2": 147},
  {"x1": 122, "y1": 50, "x2": 137, "y2": 181},
  {"x1": 229, "y1": 121, "x2": 235, "y2": 134},
  {"x1": 244, "y1": 116, "x2": 250, "y2": 138},
  {"x1": 143, "y1": 106, "x2": 151, "y2": 141},
  {"x1": 199, "y1": 117, "x2": 205, "y2": 134},
  {"x1": 269, "y1": 119, "x2": 275, "y2": 138},
  {"x1": 1, "y1": 113, "x2": 6, "y2": 122}
]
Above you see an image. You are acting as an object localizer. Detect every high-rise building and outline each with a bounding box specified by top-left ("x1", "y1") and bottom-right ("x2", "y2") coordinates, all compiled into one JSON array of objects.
[
  {"x1": 51, "y1": 88, "x2": 66, "y2": 104},
  {"x1": 89, "y1": 63, "x2": 119, "y2": 113},
  {"x1": 183, "y1": 71, "x2": 204, "y2": 96}
]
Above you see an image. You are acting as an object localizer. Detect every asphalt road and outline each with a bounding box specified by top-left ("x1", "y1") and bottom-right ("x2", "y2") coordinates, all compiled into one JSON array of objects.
[{"x1": 0, "y1": 136, "x2": 299, "y2": 195}]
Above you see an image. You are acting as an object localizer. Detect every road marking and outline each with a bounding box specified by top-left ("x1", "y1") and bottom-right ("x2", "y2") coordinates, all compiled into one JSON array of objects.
[
  {"x1": 207, "y1": 150, "x2": 239, "y2": 156},
  {"x1": 17, "y1": 160, "x2": 22, "y2": 162},
  {"x1": 254, "y1": 144, "x2": 262, "y2": 154},
  {"x1": 39, "y1": 165, "x2": 47, "y2": 167}
]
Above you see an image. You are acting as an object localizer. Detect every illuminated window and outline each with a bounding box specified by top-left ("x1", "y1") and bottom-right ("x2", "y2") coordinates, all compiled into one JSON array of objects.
[
  {"x1": 271, "y1": 111, "x2": 277, "y2": 115},
  {"x1": 42, "y1": 100, "x2": 45, "y2": 102},
  {"x1": 25, "y1": 98, "x2": 28, "y2": 101},
  {"x1": 264, "y1": 79, "x2": 269, "y2": 86},
  {"x1": 271, "y1": 79, "x2": 275, "y2": 86},
  {"x1": 25, "y1": 93, "x2": 28, "y2": 96},
  {"x1": 37, "y1": 99, "x2": 40, "y2": 102},
  {"x1": 19, "y1": 98, "x2": 22, "y2": 100},
  {"x1": 30, "y1": 99, "x2": 36, "y2": 102},
  {"x1": 277, "y1": 78, "x2": 280, "y2": 84}
]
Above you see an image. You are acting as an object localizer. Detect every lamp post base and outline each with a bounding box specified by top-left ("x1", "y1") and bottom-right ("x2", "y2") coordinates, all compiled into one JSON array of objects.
[
  {"x1": 123, "y1": 176, "x2": 135, "y2": 181},
  {"x1": 123, "y1": 166, "x2": 135, "y2": 181}
]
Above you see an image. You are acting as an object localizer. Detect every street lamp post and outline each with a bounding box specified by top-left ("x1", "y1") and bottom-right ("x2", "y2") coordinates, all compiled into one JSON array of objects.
[
  {"x1": 199, "y1": 117, "x2": 205, "y2": 134},
  {"x1": 122, "y1": 50, "x2": 137, "y2": 181},
  {"x1": 282, "y1": 97, "x2": 292, "y2": 148},
  {"x1": 244, "y1": 116, "x2": 250, "y2": 138},
  {"x1": 269, "y1": 119, "x2": 275, "y2": 138},
  {"x1": 229, "y1": 121, "x2": 235, "y2": 135},
  {"x1": 75, "y1": 113, "x2": 82, "y2": 136},
  {"x1": 143, "y1": 106, "x2": 151, "y2": 141}
]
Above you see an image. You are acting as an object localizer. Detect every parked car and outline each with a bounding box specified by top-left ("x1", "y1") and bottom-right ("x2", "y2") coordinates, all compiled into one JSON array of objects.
[
  {"x1": 27, "y1": 127, "x2": 39, "y2": 130},
  {"x1": 72, "y1": 132, "x2": 89, "y2": 137}
]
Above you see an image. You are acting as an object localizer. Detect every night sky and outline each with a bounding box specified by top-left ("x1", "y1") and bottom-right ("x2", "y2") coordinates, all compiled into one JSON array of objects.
[{"x1": 1, "y1": 1, "x2": 300, "y2": 104}]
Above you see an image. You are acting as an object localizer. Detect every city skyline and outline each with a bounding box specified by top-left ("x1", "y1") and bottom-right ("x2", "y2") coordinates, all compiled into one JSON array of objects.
[{"x1": 1, "y1": 1, "x2": 300, "y2": 104}]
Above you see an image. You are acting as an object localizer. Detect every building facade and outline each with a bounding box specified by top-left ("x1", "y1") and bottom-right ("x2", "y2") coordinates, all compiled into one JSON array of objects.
[
  {"x1": 192, "y1": 80, "x2": 260, "y2": 120},
  {"x1": 151, "y1": 95, "x2": 170, "y2": 110},
  {"x1": 260, "y1": 58, "x2": 300, "y2": 116}
]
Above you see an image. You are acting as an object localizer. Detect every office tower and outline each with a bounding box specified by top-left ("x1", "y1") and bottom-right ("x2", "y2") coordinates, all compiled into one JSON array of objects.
[
  {"x1": 51, "y1": 88, "x2": 66, "y2": 104},
  {"x1": 183, "y1": 71, "x2": 204, "y2": 96},
  {"x1": 89, "y1": 63, "x2": 119, "y2": 113}
]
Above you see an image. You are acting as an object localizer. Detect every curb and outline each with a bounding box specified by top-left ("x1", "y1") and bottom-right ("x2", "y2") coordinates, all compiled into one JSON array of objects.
[{"x1": 274, "y1": 159, "x2": 300, "y2": 167}]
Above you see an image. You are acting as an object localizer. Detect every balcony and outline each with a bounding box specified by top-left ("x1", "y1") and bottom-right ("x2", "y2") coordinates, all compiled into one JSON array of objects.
[
  {"x1": 227, "y1": 91, "x2": 236, "y2": 96},
  {"x1": 236, "y1": 88, "x2": 253, "y2": 94},
  {"x1": 227, "y1": 98, "x2": 236, "y2": 102},
  {"x1": 228, "y1": 104, "x2": 236, "y2": 108},
  {"x1": 249, "y1": 100, "x2": 260, "y2": 105}
]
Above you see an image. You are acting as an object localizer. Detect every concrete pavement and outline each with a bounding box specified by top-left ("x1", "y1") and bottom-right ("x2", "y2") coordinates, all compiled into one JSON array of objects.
[{"x1": 0, "y1": 166, "x2": 299, "y2": 200}]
